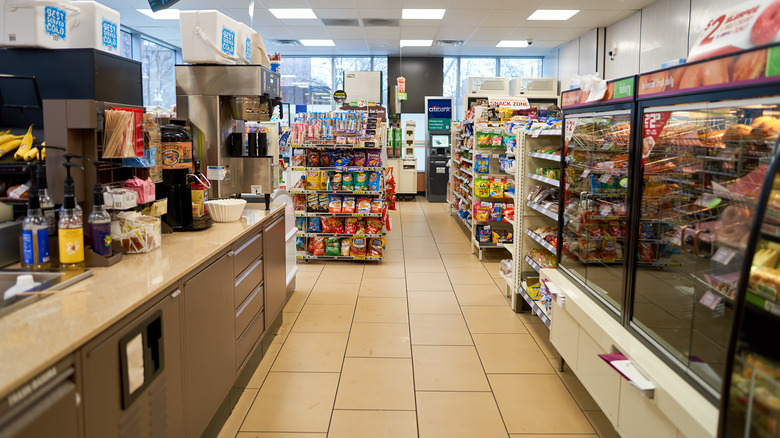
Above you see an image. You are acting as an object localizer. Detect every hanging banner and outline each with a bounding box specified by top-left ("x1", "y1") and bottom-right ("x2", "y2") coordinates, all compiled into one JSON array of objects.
[{"x1": 488, "y1": 96, "x2": 530, "y2": 109}]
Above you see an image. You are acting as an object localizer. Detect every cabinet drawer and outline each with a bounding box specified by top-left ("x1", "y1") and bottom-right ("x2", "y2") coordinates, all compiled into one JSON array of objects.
[
  {"x1": 236, "y1": 284, "x2": 263, "y2": 340},
  {"x1": 234, "y1": 231, "x2": 263, "y2": 277},
  {"x1": 234, "y1": 258, "x2": 263, "y2": 307},
  {"x1": 236, "y1": 310, "x2": 264, "y2": 371}
]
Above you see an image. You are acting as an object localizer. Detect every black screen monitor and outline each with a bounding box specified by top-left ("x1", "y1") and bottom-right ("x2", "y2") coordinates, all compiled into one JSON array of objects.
[
  {"x1": 0, "y1": 75, "x2": 41, "y2": 109},
  {"x1": 148, "y1": 0, "x2": 180, "y2": 12}
]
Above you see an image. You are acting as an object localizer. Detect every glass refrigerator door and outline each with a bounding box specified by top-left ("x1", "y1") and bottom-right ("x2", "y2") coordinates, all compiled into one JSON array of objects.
[
  {"x1": 633, "y1": 99, "x2": 779, "y2": 396},
  {"x1": 561, "y1": 110, "x2": 632, "y2": 316}
]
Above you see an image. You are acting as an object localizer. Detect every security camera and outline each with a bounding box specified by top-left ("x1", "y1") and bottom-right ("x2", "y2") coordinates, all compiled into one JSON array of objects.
[{"x1": 527, "y1": 39, "x2": 533, "y2": 46}]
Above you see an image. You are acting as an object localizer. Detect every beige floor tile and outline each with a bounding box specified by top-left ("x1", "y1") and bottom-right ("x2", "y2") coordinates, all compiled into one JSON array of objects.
[
  {"x1": 408, "y1": 291, "x2": 461, "y2": 314},
  {"x1": 292, "y1": 304, "x2": 354, "y2": 333},
  {"x1": 271, "y1": 332, "x2": 349, "y2": 372},
  {"x1": 404, "y1": 258, "x2": 447, "y2": 273},
  {"x1": 509, "y1": 435, "x2": 597, "y2": 438},
  {"x1": 410, "y1": 314, "x2": 473, "y2": 345},
  {"x1": 488, "y1": 374, "x2": 594, "y2": 434},
  {"x1": 295, "y1": 262, "x2": 325, "y2": 272},
  {"x1": 306, "y1": 283, "x2": 360, "y2": 305},
  {"x1": 346, "y1": 322, "x2": 411, "y2": 358},
  {"x1": 317, "y1": 265, "x2": 364, "y2": 284},
  {"x1": 440, "y1": 254, "x2": 484, "y2": 268},
  {"x1": 403, "y1": 248, "x2": 442, "y2": 259},
  {"x1": 283, "y1": 290, "x2": 310, "y2": 314},
  {"x1": 416, "y1": 392, "x2": 508, "y2": 438},
  {"x1": 328, "y1": 410, "x2": 418, "y2": 438},
  {"x1": 362, "y1": 262, "x2": 406, "y2": 278},
  {"x1": 453, "y1": 284, "x2": 509, "y2": 306},
  {"x1": 584, "y1": 410, "x2": 619, "y2": 438},
  {"x1": 359, "y1": 277, "x2": 407, "y2": 297},
  {"x1": 382, "y1": 252, "x2": 405, "y2": 263},
  {"x1": 241, "y1": 372, "x2": 339, "y2": 433},
  {"x1": 461, "y1": 306, "x2": 527, "y2": 334},
  {"x1": 244, "y1": 341, "x2": 284, "y2": 389},
  {"x1": 447, "y1": 266, "x2": 497, "y2": 285},
  {"x1": 353, "y1": 297, "x2": 409, "y2": 323},
  {"x1": 437, "y1": 243, "x2": 474, "y2": 255},
  {"x1": 413, "y1": 345, "x2": 490, "y2": 391},
  {"x1": 335, "y1": 358, "x2": 415, "y2": 410},
  {"x1": 217, "y1": 388, "x2": 258, "y2": 438},
  {"x1": 295, "y1": 271, "x2": 320, "y2": 291},
  {"x1": 526, "y1": 322, "x2": 558, "y2": 359},
  {"x1": 237, "y1": 433, "x2": 326, "y2": 438},
  {"x1": 472, "y1": 334, "x2": 554, "y2": 374},
  {"x1": 406, "y1": 272, "x2": 452, "y2": 291}
]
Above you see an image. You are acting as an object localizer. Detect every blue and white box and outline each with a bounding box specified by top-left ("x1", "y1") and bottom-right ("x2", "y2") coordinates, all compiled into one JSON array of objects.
[{"x1": 70, "y1": 1, "x2": 120, "y2": 53}]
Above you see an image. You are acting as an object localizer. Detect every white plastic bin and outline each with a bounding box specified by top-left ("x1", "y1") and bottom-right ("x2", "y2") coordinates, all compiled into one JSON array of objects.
[
  {"x1": 1, "y1": 0, "x2": 78, "y2": 48},
  {"x1": 237, "y1": 22, "x2": 253, "y2": 65},
  {"x1": 180, "y1": 10, "x2": 240, "y2": 65},
  {"x1": 250, "y1": 32, "x2": 271, "y2": 68},
  {"x1": 69, "y1": 1, "x2": 119, "y2": 53}
]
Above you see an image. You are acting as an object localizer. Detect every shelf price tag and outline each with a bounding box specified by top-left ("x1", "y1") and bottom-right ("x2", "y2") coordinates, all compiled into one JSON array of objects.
[
  {"x1": 712, "y1": 247, "x2": 737, "y2": 265},
  {"x1": 598, "y1": 173, "x2": 612, "y2": 184},
  {"x1": 580, "y1": 169, "x2": 591, "y2": 179},
  {"x1": 699, "y1": 291, "x2": 722, "y2": 310}
]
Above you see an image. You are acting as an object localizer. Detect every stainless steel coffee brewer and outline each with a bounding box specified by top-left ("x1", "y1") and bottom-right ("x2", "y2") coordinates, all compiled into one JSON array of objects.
[{"x1": 175, "y1": 65, "x2": 281, "y2": 209}]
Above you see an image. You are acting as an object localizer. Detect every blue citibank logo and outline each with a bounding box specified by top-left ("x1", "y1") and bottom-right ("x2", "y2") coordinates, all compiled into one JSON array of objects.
[{"x1": 427, "y1": 99, "x2": 452, "y2": 119}]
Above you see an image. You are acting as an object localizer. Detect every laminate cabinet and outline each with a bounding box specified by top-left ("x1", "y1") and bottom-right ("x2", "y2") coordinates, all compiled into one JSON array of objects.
[
  {"x1": 233, "y1": 227, "x2": 266, "y2": 372},
  {"x1": 182, "y1": 252, "x2": 235, "y2": 438},
  {"x1": 81, "y1": 287, "x2": 184, "y2": 438},
  {"x1": 263, "y1": 213, "x2": 286, "y2": 330}
]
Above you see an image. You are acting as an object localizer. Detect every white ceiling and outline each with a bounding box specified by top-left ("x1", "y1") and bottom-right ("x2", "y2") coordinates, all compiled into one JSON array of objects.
[{"x1": 96, "y1": 0, "x2": 657, "y2": 56}]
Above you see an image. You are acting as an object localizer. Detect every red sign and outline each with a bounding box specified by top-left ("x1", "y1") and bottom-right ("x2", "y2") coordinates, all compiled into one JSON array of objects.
[
  {"x1": 688, "y1": 0, "x2": 778, "y2": 62},
  {"x1": 488, "y1": 96, "x2": 530, "y2": 109},
  {"x1": 641, "y1": 112, "x2": 672, "y2": 162}
]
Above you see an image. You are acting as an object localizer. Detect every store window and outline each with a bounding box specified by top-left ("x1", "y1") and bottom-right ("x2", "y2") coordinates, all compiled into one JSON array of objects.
[
  {"x1": 443, "y1": 57, "x2": 458, "y2": 99},
  {"x1": 372, "y1": 56, "x2": 389, "y2": 106},
  {"x1": 459, "y1": 57, "x2": 498, "y2": 81},
  {"x1": 500, "y1": 57, "x2": 543, "y2": 78},
  {"x1": 334, "y1": 57, "x2": 372, "y2": 90},
  {"x1": 120, "y1": 30, "x2": 132, "y2": 59},
  {"x1": 281, "y1": 57, "x2": 333, "y2": 107},
  {"x1": 141, "y1": 39, "x2": 176, "y2": 110}
]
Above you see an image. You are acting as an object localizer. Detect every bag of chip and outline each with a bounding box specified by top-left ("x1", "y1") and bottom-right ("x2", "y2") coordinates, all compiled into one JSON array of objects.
[
  {"x1": 367, "y1": 151, "x2": 381, "y2": 167},
  {"x1": 490, "y1": 179, "x2": 505, "y2": 198},
  {"x1": 291, "y1": 149, "x2": 306, "y2": 166},
  {"x1": 355, "y1": 219, "x2": 367, "y2": 234},
  {"x1": 474, "y1": 202, "x2": 491, "y2": 222},
  {"x1": 343, "y1": 173, "x2": 355, "y2": 191},
  {"x1": 370, "y1": 198, "x2": 383, "y2": 213},
  {"x1": 333, "y1": 217, "x2": 345, "y2": 233},
  {"x1": 329, "y1": 172, "x2": 343, "y2": 190},
  {"x1": 307, "y1": 236, "x2": 316, "y2": 254},
  {"x1": 366, "y1": 218, "x2": 383, "y2": 234},
  {"x1": 307, "y1": 171, "x2": 322, "y2": 190},
  {"x1": 307, "y1": 194, "x2": 319, "y2": 212},
  {"x1": 306, "y1": 149, "x2": 321, "y2": 167},
  {"x1": 351, "y1": 237, "x2": 367, "y2": 256},
  {"x1": 334, "y1": 155, "x2": 351, "y2": 167},
  {"x1": 329, "y1": 195, "x2": 343, "y2": 213},
  {"x1": 296, "y1": 216, "x2": 306, "y2": 230},
  {"x1": 345, "y1": 217, "x2": 357, "y2": 234},
  {"x1": 474, "y1": 179, "x2": 490, "y2": 197},
  {"x1": 296, "y1": 236, "x2": 306, "y2": 251},
  {"x1": 343, "y1": 150, "x2": 355, "y2": 166},
  {"x1": 342, "y1": 196, "x2": 356, "y2": 213},
  {"x1": 356, "y1": 197, "x2": 371, "y2": 214},
  {"x1": 368, "y1": 238, "x2": 384, "y2": 257},
  {"x1": 322, "y1": 216, "x2": 337, "y2": 233},
  {"x1": 312, "y1": 236, "x2": 326, "y2": 256},
  {"x1": 325, "y1": 237, "x2": 341, "y2": 256},
  {"x1": 353, "y1": 150, "x2": 367, "y2": 167},
  {"x1": 354, "y1": 172, "x2": 368, "y2": 190},
  {"x1": 307, "y1": 216, "x2": 322, "y2": 232},
  {"x1": 329, "y1": 150, "x2": 343, "y2": 165},
  {"x1": 294, "y1": 193, "x2": 306, "y2": 211},
  {"x1": 477, "y1": 132, "x2": 491, "y2": 146},
  {"x1": 340, "y1": 238, "x2": 352, "y2": 256},
  {"x1": 491, "y1": 132, "x2": 502, "y2": 147},
  {"x1": 319, "y1": 194, "x2": 329, "y2": 212},
  {"x1": 367, "y1": 172, "x2": 381, "y2": 191},
  {"x1": 321, "y1": 151, "x2": 333, "y2": 167}
]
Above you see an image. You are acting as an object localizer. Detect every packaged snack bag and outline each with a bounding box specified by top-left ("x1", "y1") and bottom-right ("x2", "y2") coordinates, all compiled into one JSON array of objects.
[
  {"x1": 318, "y1": 194, "x2": 330, "y2": 212},
  {"x1": 355, "y1": 219, "x2": 367, "y2": 234},
  {"x1": 333, "y1": 218, "x2": 345, "y2": 233},
  {"x1": 353, "y1": 150, "x2": 367, "y2": 167},
  {"x1": 477, "y1": 132, "x2": 491, "y2": 146},
  {"x1": 370, "y1": 198, "x2": 383, "y2": 213},
  {"x1": 354, "y1": 172, "x2": 368, "y2": 190},
  {"x1": 367, "y1": 151, "x2": 381, "y2": 167},
  {"x1": 490, "y1": 203, "x2": 504, "y2": 222},
  {"x1": 322, "y1": 216, "x2": 336, "y2": 233},
  {"x1": 474, "y1": 202, "x2": 491, "y2": 222},
  {"x1": 291, "y1": 149, "x2": 306, "y2": 166},
  {"x1": 307, "y1": 216, "x2": 322, "y2": 233},
  {"x1": 474, "y1": 179, "x2": 490, "y2": 197},
  {"x1": 357, "y1": 197, "x2": 371, "y2": 214},
  {"x1": 312, "y1": 237, "x2": 326, "y2": 256},
  {"x1": 321, "y1": 151, "x2": 333, "y2": 167},
  {"x1": 475, "y1": 154, "x2": 489, "y2": 174},
  {"x1": 329, "y1": 172, "x2": 343, "y2": 190},
  {"x1": 490, "y1": 179, "x2": 505, "y2": 198},
  {"x1": 296, "y1": 236, "x2": 306, "y2": 251},
  {"x1": 343, "y1": 173, "x2": 355, "y2": 191},
  {"x1": 490, "y1": 132, "x2": 502, "y2": 147},
  {"x1": 478, "y1": 225, "x2": 492, "y2": 243},
  {"x1": 334, "y1": 155, "x2": 351, "y2": 167},
  {"x1": 329, "y1": 150, "x2": 343, "y2": 165},
  {"x1": 296, "y1": 216, "x2": 306, "y2": 230},
  {"x1": 366, "y1": 218, "x2": 383, "y2": 234},
  {"x1": 294, "y1": 194, "x2": 306, "y2": 210},
  {"x1": 329, "y1": 195, "x2": 343, "y2": 213},
  {"x1": 343, "y1": 196, "x2": 356, "y2": 213},
  {"x1": 340, "y1": 238, "x2": 352, "y2": 256},
  {"x1": 306, "y1": 149, "x2": 321, "y2": 167},
  {"x1": 345, "y1": 217, "x2": 357, "y2": 234},
  {"x1": 325, "y1": 237, "x2": 341, "y2": 256},
  {"x1": 351, "y1": 237, "x2": 367, "y2": 256},
  {"x1": 343, "y1": 150, "x2": 355, "y2": 166},
  {"x1": 307, "y1": 236, "x2": 317, "y2": 254},
  {"x1": 307, "y1": 171, "x2": 322, "y2": 190},
  {"x1": 307, "y1": 194, "x2": 319, "y2": 212},
  {"x1": 367, "y1": 172, "x2": 381, "y2": 191},
  {"x1": 368, "y1": 238, "x2": 384, "y2": 257}
]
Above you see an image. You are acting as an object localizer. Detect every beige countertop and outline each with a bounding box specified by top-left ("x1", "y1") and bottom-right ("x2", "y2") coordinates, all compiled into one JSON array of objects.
[{"x1": 0, "y1": 203, "x2": 286, "y2": 400}]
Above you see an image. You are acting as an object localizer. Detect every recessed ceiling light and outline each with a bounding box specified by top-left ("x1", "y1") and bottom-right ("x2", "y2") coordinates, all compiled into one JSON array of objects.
[
  {"x1": 496, "y1": 40, "x2": 530, "y2": 48},
  {"x1": 402, "y1": 9, "x2": 446, "y2": 19},
  {"x1": 300, "y1": 39, "x2": 335, "y2": 46},
  {"x1": 528, "y1": 9, "x2": 579, "y2": 20},
  {"x1": 269, "y1": 8, "x2": 317, "y2": 19},
  {"x1": 137, "y1": 8, "x2": 180, "y2": 19},
  {"x1": 400, "y1": 39, "x2": 433, "y2": 47}
]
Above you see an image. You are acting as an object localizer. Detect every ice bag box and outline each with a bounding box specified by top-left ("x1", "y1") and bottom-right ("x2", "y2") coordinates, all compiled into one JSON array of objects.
[
  {"x1": 180, "y1": 10, "x2": 240, "y2": 65},
  {"x1": 236, "y1": 23, "x2": 270, "y2": 68},
  {"x1": 69, "y1": 1, "x2": 120, "y2": 53},
  {"x1": 1, "y1": 0, "x2": 77, "y2": 48}
]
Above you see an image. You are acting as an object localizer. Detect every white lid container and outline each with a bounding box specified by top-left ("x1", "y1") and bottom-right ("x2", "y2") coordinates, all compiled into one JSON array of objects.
[
  {"x1": 249, "y1": 32, "x2": 270, "y2": 68},
  {"x1": 237, "y1": 22, "x2": 253, "y2": 65},
  {"x1": 69, "y1": 1, "x2": 120, "y2": 53},
  {"x1": 180, "y1": 10, "x2": 240, "y2": 65},
  {"x1": 1, "y1": 0, "x2": 78, "y2": 48}
]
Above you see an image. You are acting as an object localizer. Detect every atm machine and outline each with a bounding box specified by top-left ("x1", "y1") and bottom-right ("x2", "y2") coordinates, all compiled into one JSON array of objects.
[{"x1": 424, "y1": 96, "x2": 453, "y2": 203}]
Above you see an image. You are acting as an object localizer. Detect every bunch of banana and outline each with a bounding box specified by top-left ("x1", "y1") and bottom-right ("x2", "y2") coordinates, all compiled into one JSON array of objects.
[
  {"x1": 0, "y1": 129, "x2": 25, "y2": 158},
  {"x1": 14, "y1": 125, "x2": 37, "y2": 161}
]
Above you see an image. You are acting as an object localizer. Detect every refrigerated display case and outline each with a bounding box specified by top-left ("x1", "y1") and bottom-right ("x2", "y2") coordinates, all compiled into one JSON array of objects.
[{"x1": 558, "y1": 76, "x2": 637, "y2": 319}]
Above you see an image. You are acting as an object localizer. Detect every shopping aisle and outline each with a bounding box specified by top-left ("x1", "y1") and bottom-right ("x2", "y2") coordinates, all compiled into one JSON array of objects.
[{"x1": 218, "y1": 198, "x2": 617, "y2": 438}]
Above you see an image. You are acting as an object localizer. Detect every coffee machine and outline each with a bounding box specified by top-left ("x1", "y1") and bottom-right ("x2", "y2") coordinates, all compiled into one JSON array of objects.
[{"x1": 175, "y1": 65, "x2": 281, "y2": 207}]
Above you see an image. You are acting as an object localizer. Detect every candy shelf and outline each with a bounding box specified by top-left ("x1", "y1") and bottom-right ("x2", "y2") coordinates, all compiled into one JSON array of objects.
[{"x1": 519, "y1": 282, "x2": 551, "y2": 328}]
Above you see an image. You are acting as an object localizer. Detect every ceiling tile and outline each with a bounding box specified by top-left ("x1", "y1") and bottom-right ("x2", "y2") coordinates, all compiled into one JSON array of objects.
[
  {"x1": 283, "y1": 25, "x2": 330, "y2": 38},
  {"x1": 255, "y1": 25, "x2": 297, "y2": 39},
  {"x1": 469, "y1": 26, "x2": 516, "y2": 40},
  {"x1": 223, "y1": 8, "x2": 277, "y2": 24},
  {"x1": 399, "y1": 27, "x2": 437, "y2": 39},
  {"x1": 482, "y1": 9, "x2": 535, "y2": 27},
  {"x1": 357, "y1": 8, "x2": 402, "y2": 19},
  {"x1": 446, "y1": 0, "x2": 500, "y2": 8},
  {"x1": 363, "y1": 27, "x2": 401, "y2": 39},
  {"x1": 259, "y1": 0, "x2": 310, "y2": 7},
  {"x1": 332, "y1": 39, "x2": 369, "y2": 50},
  {"x1": 440, "y1": 9, "x2": 489, "y2": 27},
  {"x1": 278, "y1": 18, "x2": 322, "y2": 26},
  {"x1": 313, "y1": 8, "x2": 360, "y2": 19},
  {"x1": 434, "y1": 27, "x2": 476, "y2": 40},
  {"x1": 307, "y1": 0, "x2": 357, "y2": 7},
  {"x1": 506, "y1": 26, "x2": 592, "y2": 40},
  {"x1": 326, "y1": 26, "x2": 366, "y2": 39}
]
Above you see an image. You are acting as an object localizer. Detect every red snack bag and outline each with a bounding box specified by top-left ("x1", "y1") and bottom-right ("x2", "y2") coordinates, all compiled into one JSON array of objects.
[
  {"x1": 307, "y1": 237, "x2": 316, "y2": 254},
  {"x1": 355, "y1": 219, "x2": 367, "y2": 234},
  {"x1": 320, "y1": 151, "x2": 332, "y2": 167},
  {"x1": 313, "y1": 237, "x2": 326, "y2": 256},
  {"x1": 322, "y1": 217, "x2": 337, "y2": 233},
  {"x1": 356, "y1": 197, "x2": 372, "y2": 214},
  {"x1": 307, "y1": 149, "x2": 321, "y2": 167},
  {"x1": 333, "y1": 218, "x2": 345, "y2": 234},
  {"x1": 345, "y1": 217, "x2": 358, "y2": 234},
  {"x1": 370, "y1": 199, "x2": 383, "y2": 214},
  {"x1": 366, "y1": 218, "x2": 382, "y2": 234},
  {"x1": 342, "y1": 196, "x2": 356, "y2": 213}
]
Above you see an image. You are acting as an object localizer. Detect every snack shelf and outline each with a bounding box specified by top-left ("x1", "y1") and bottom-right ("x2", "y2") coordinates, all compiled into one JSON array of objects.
[
  {"x1": 518, "y1": 282, "x2": 551, "y2": 328},
  {"x1": 290, "y1": 189, "x2": 383, "y2": 196},
  {"x1": 524, "y1": 255, "x2": 542, "y2": 273},
  {"x1": 526, "y1": 201, "x2": 558, "y2": 220},
  {"x1": 525, "y1": 229, "x2": 557, "y2": 254},
  {"x1": 292, "y1": 144, "x2": 383, "y2": 149},
  {"x1": 462, "y1": 168, "x2": 474, "y2": 177},
  {"x1": 745, "y1": 291, "x2": 780, "y2": 319},
  {"x1": 474, "y1": 240, "x2": 507, "y2": 248},
  {"x1": 297, "y1": 232, "x2": 385, "y2": 239},
  {"x1": 527, "y1": 151, "x2": 562, "y2": 162},
  {"x1": 459, "y1": 215, "x2": 473, "y2": 232},
  {"x1": 295, "y1": 212, "x2": 382, "y2": 218},
  {"x1": 461, "y1": 157, "x2": 474, "y2": 165},
  {"x1": 297, "y1": 254, "x2": 383, "y2": 262},
  {"x1": 290, "y1": 166, "x2": 384, "y2": 172},
  {"x1": 527, "y1": 173, "x2": 561, "y2": 187},
  {"x1": 454, "y1": 191, "x2": 471, "y2": 205},
  {"x1": 453, "y1": 174, "x2": 469, "y2": 183}
]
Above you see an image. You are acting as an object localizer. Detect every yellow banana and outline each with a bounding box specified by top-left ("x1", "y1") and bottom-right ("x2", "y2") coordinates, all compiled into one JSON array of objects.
[
  {"x1": 0, "y1": 139, "x2": 22, "y2": 157},
  {"x1": 0, "y1": 134, "x2": 22, "y2": 144},
  {"x1": 23, "y1": 147, "x2": 39, "y2": 161},
  {"x1": 40, "y1": 147, "x2": 45, "y2": 161},
  {"x1": 13, "y1": 125, "x2": 34, "y2": 160}
]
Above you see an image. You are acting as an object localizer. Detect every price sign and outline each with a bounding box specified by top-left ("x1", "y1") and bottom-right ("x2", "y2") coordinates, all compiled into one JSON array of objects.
[
  {"x1": 699, "y1": 291, "x2": 723, "y2": 310},
  {"x1": 564, "y1": 119, "x2": 577, "y2": 154}
]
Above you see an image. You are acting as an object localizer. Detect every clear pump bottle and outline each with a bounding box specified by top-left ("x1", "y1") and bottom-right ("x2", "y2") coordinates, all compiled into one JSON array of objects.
[
  {"x1": 22, "y1": 164, "x2": 50, "y2": 271},
  {"x1": 37, "y1": 165, "x2": 56, "y2": 236},
  {"x1": 58, "y1": 157, "x2": 85, "y2": 270},
  {"x1": 88, "y1": 161, "x2": 112, "y2": 257}
]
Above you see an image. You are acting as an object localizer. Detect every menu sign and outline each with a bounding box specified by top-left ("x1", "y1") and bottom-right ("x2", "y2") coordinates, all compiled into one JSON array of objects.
[
  {"x1": 641, "y1": 111, "x2": 672, "y2": 163},
  {"x1": 488, "y1": 96, "x2": 530, "y2": 109}
]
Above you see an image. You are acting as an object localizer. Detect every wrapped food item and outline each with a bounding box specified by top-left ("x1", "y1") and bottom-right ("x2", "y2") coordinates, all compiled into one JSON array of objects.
[
  {"x1": 474, "y1": 202, "x2": 491, "y2": 222},
  {"x1": 355, "y1": 219, "x2": 367, "y2": 234},
  {"x1": 112, "y1": 211, "x2": 161, "y2": 254},
  {"x1": 475, "y1": 179, "x2": 490, "y2": 197},
  {"x1": 296, "y1": 236, "x2": 306, "y2": 251},
  {"x1": 306, "y1": 149, "x2": 321, "y2": 167},
  {"x1": 368, "y1": 238, "x2": 384, "y2": 257},
  {"x1": 306, "y1": 194, "x2": 319, "y2": 212},
  {"x1": 329, "y1": 195, "x2": 343, "y2": 213},
  {"x1": 343, "y1": 173, "x2": 355, "y2": 191},
  {"x1": 478, "y1": 225, "x2": 492, "y2": 243},
  {"x1": 340, "y1": 238, "x2": 352, "y2": 256},
  {"x1": 307, "y1": 171, "x2": 322, "y2": 190},
  {"x1": 312, "y1": 236, "x2": 326, "y2": 256},
  {"x1": 329, "y1": 172, "x2": 343, "y2": 190},
  {"x1": 357, "y1": 197, "x2": 372, "y2": 214},
  {"x1": 295, "y1": 216, "x2": 306, "y2": 230},
  {"x1": 320, "y1": 151, "x2": 333, "y2": 167},
  {"x1": 307, "y1": 216, "x2": 323, "y2": 232},
  {"x1": 322, "y1": 216, "x2": 338, "y2": 233},
  {"x1": 367, "y1": 172, "x2": 381, "y2": 191},
  {"x1": 351, "y1": 237, "x2": 367, "y2": 256},
  {"x1": 318, "y1": 194, "x2": 330, "y2": 212},
  {"x1": 345, "y1": 217, "x2": 358, "y2": 234},
  {"x1": 325, "y1": 237, "x2": 341, "y2": 256},
  {"x1": 353, "y1": 150, "x2": 367, "y2": 167},
  {"x1": 490, "y1": 179, "x2": 505, "y2": 198},
  {"x1": 366, "y1": 218, "x2": 383, "y2": 234},
  {"x1": 343, "y1": 196, "x2": 356, "y2": 213},
  {"x1": 367, "y1": 151, "x2": 381, "y2": 167},
  {"x1": 370, "y1": 198, "x2": 383, "y2": 213},
  {"x1": 475, "y1": 154, "x2": 489, "y2": 174},
  {"x1": 291, "y1": 149, "x2": 305, "y2": 166},
  {"x1": 332, "y1": 218, "x2": 345, "y2": 233},
  {"x1": 354, "y1": 172, "x2": 368, "y2": 190}
]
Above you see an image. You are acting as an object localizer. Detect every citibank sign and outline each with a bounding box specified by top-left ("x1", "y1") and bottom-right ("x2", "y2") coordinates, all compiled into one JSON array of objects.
[{"x1": 427, "y1": 99, "x2": 452, "y2": 119}]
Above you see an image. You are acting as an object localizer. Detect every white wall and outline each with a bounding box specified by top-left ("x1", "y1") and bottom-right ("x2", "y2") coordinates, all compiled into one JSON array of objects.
[
  {"x1": 558, "y1": 38, "x2": 580, "y2": 91},
  {"x1": 605, "y1": 11, "x2": 640, "y2": 80},
  {"x1": 638, "y1": 0, "x2": 692, "y2": 73}
]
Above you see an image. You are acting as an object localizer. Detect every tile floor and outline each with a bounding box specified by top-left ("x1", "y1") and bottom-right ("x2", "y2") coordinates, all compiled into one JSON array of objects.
[{"x1": 219, "y1": 198, "x2": 618, "y2": 438}]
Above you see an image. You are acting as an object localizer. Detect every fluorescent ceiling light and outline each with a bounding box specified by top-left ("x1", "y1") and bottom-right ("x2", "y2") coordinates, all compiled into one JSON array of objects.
[
  {"x1": 137, "y1": 8, "x2": 180, "y2": 19},
  {"x1": 496, "y1": 40, "x2": 530, "y2": 48},
  {"x1": 400, "y1": 39, "x2": 433, "y2": 47},
  {"x1": 528, "y1": 9, "x2": 579, "y2": 20},
  {"x1": 281, "y1": 74, "x2": 297, "y2": 78},
  {"x1": 300, "y1": 39, "x2": 335, "y2": 46},
  {"x1": 402, "y1": 9, "x2": 446, "y2": 19},
  {"x1": 269, "y1": 8, "x2": 317, "y2": 19}
]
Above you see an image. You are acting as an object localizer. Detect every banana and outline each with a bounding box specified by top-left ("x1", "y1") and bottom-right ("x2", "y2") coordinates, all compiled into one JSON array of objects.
[
  {"x1": 23, "y1": 147, "x2": 39, "y2": 161},
  {"x1": 0, "y1": 139, "x2": 22, "y2": 157},
  {"x1": 0, "y1": 134, "x2": 22, "y2": 145},
  {"x1": 13, "y1": 125, "x2": 34, "y2": 160},
  {"x1": 40, "y1": 147, "x2": 45, "y2": 161}
]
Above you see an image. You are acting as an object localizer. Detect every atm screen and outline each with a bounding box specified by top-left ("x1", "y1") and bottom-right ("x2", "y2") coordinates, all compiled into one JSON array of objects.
[{"x1": 431, "y1": 135, "x2": 449, "y2": 148}]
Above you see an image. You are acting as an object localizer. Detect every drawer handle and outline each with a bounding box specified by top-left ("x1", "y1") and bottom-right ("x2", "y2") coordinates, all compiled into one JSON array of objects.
[
  {"x1": 236, "y1": 284, "x2": 263, "y2": 318},
  {"x1": 236, "y1": 233, "x2": 262, "y2": 255},
  {"x1": 235, "y1": 259, "x2": 263, "y2": 287},
  {"x1": 171, "y1": 289, "x2": 181, "y2": 298}
]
